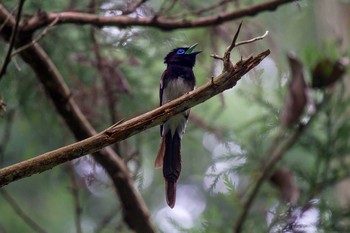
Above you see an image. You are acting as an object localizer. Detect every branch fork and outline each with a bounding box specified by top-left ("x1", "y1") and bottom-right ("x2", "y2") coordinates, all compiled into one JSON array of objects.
[{"x1": 211, "y1": 22, "x2": 268, "y2": 74}]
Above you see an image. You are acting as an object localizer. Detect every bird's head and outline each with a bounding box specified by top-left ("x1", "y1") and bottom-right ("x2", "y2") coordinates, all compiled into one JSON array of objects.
[{"x1": 164, "y1": 43, "x2": 201, "y2": 67}]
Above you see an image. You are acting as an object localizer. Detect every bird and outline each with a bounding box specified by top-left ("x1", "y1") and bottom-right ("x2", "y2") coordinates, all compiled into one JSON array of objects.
[{"x1": 155, "y1": 43, "x2": 201, "y2": 208}]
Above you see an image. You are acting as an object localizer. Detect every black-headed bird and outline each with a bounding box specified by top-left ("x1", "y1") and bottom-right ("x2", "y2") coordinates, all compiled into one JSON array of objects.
[{"x1": 155, "y1": 43, "x2": 201, "y2": 208}]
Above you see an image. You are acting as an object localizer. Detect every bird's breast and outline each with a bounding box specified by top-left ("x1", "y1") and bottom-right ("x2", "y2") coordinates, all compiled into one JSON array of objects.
[{"x1": 162, "y1": 76, "x2": 193, "y2": 104}]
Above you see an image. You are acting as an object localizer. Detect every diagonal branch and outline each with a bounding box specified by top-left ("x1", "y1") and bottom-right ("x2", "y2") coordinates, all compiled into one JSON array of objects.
[
  {"x1": 0, "y1": 0, "x2": 25, "y2": 80},
  {"x1": 20, "y1": 0, "x2": 295, "y2": 32},
  {"x1": 0, "y1": 49, "x2": 270, "y2": 186}
]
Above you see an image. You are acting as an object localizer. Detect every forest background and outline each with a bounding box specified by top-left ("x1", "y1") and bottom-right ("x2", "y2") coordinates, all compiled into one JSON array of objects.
[{"x1": 1, "y1": 0, "x2": 350, "y2": 233}]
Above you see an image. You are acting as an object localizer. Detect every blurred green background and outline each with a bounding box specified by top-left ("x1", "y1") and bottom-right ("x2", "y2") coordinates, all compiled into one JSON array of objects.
[{"x1": 1, "y1": 0, "x2": 350, "y2": 232}]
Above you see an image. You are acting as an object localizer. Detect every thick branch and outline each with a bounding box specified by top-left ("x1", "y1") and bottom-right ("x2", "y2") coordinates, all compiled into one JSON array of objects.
[
  {"x1": 0, "y1": 49, "x2": 270, "y2": 186},
  {"x1": 20, "y1": 0, "x2": 294, "y2": 32}
]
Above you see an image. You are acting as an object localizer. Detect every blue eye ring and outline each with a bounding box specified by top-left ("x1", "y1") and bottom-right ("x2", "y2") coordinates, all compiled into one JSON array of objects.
[{"x1": 176, "y1": 49, "x2": 185, "y2": 54}]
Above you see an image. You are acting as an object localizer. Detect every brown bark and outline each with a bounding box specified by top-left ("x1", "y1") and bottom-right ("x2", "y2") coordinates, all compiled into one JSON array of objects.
[{"x1": 20, "y1": 0, "x2": 295, "y2": 32}]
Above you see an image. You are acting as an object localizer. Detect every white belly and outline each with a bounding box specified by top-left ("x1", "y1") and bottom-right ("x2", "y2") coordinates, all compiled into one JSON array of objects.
[{"x1": 162, "y1": 77, "x2": 193, "y2": 137}]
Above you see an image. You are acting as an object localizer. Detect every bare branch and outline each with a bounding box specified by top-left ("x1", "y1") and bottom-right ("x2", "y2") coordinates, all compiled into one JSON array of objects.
[
  {"x1": 210, "y1": 23, "x2": 268, "y2": 65},
  {"x1": 0, "y1": 5, "x2": 17, "y2": 33},
  {"x1": 235, "y1": 30, "x2": 269, "y2": 47},
  {"x1": 0, "y1": 48, "x2": 270, "y2": 186},
  {"x1": 10, "y1": 17, "x2": 59, "y2": 58},
  {"x1": 20, "y1": 0, "x2": 295, "y2": 32},
  {"x1": 0, "y1": 0, "x2": 25, "y2": 80},
  {"x1": 227, "y1": 21, "x2": 243, "y2": 52}
]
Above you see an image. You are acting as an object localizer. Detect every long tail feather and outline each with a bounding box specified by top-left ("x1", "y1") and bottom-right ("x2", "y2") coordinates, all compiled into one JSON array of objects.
[
  {"x1": 163, "y1": 131, "x2": 181, "y2": 208},
  {"x1": 155, "y1": 137, "x2": 165, "y2": 168},
  {"x1": 166, "y1": 181, "x2": 176, "y2": 208}
]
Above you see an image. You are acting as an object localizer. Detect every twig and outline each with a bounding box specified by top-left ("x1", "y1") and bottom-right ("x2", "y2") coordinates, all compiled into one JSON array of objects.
[
  {"x1": 233, "y1": 103, "x2": 322, "y2": 233},
  {"x1": 0, "y1": 189, "x2": 48, "y2": 233},
  {"x1": 211, "y1": 21, "x2": 243, "y2": 62},
  {"x1": 235, "y1": 30, "x2": 269, "y2": 47},
  {"x1": 10, "y1": 17, "x2": 59, "y2": 58},
  {"x1": 210, "y1": 23, "x2": 268, "y2": 66},
  {"x1": 67, "y1": 163, "x2": 83, "y2": 233},
  {"x1": 0, "y1": 5, "x2": 17, "y2": 33},
  {"x1": 0, "y1": 0, "x2": 25, "y2": 80},
  {"x1": 227, "y1": 21, "x2": 242, "y2": 53}
]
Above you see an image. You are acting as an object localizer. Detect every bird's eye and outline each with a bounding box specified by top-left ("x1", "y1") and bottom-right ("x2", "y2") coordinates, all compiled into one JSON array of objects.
[{"x1": 176, "y1": 49, "x2": 185, "y2": 54}]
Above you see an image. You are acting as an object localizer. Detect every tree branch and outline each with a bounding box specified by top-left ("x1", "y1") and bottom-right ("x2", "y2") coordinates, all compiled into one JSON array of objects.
[
  {"x1": 1, "y1": 2, "x2": 272, "y2": 231},
  {"x1": 20, "y1": 0, "x2": 295, "y2": 32},
  {"x1": 0, "y1": 0, "x2": 25, "y2": 80},
  {"x1": 0, "y1": 48, "x2": 270, "y2": 186}
]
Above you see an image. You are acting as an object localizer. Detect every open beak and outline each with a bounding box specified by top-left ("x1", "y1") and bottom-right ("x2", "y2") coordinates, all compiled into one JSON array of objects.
[{"x1": 185, "y1": 43, "x2": 201, "y2": 54}]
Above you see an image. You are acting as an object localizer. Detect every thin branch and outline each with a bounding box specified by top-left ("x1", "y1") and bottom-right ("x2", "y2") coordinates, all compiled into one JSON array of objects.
[
  {"x1": 0, "y1": 189, "x2": 48, "y2": 233},
  {"x1": 10, "y1": 17, "x2": 59, "y2": 58},
  {"x1": 0, "y1": 0, "x2": 25, "y2": 80},
  {"x1": 211, "y1": 24, "x2": 269, "y2": 63},
  {"x1": 235, "y1": 30, "x2": 269, "y2": 47},
  {"x1": 20, "y1": 0, "x2": 295, "y2": 32},
  {"x1": 0, "y1": 5, "x2": 17, "y2": 33}
]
